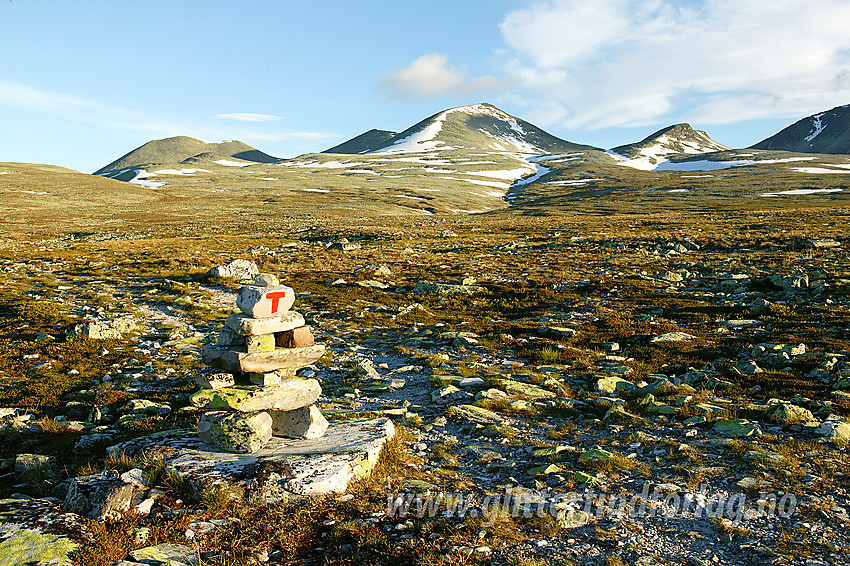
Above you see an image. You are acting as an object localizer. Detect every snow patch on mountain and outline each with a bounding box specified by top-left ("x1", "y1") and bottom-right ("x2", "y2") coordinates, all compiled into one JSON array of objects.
[
  {"x1": 128, "y1": 169, "x2": 165, "y2": 189},
  {"x1": 512, "y1": 164, "x2": 552, "y2": 186},
  {"x1": 804, "y1": 113, "x2": 827, "y2": 143}
]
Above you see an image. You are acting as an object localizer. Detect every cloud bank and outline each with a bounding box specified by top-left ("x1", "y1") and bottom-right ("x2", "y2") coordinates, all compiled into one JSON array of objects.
[
  {"x1": 497, "y1": 0, "x2": 850, "y2": 130},
  {"x1": 380, "y1": 53, "x2": 501, "y2": 99}
]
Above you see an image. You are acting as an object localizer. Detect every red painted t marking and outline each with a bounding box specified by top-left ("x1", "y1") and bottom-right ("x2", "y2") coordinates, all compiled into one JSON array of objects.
[{"x1": 266, "y1": 291, "x2": 289, "y2": 314}]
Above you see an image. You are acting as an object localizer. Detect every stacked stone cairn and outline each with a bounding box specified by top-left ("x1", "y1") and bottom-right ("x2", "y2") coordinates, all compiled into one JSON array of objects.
[{"x1": 193, "y1": 274, "x2": 328, "y2": 453}]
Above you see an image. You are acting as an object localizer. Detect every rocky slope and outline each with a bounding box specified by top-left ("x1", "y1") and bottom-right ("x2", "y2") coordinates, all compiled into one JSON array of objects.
[
  {"x1": 94, "y1": 136, "x2": 279, "y2": 175},
  {"x1": 752, "y1": 104, "x2": 850, "y2": 154}
]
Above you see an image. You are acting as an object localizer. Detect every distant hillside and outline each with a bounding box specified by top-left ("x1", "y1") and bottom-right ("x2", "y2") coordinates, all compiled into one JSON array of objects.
[
  {"x1": 94, "y1": 136, "x2": 278, "y2": 174},
  {"x1": 751, "y1": 104, "x2": 850, "y2": 154},
  {"x1": 323, "y1": 129, "x2": 398, "y2": 154},
  {"x1": 370, "y1": 103, "x2": 598, "y2": 154}
]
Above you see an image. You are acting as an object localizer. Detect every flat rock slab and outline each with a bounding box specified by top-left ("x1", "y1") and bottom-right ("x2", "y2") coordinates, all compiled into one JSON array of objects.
[
  {"x1": 107, "y1": 419, "x2": 395, "y2": 502},
  {"x1": 190, "y1": 380, "x2": 321, "y2": 412},
  {"x1": 225, "y1": 311, "x2": 305, "y2": 336},
  {"x1": 202, "y1": 344, "x2": 326, "y2": 373}
]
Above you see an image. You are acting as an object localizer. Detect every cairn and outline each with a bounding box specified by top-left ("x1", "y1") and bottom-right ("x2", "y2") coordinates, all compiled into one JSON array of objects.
[{"x1": 192, "y1": 274, "x2": 328, "y2": 453}]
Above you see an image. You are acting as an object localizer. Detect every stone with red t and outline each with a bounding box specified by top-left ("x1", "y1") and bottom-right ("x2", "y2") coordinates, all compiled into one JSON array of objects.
[
  {"x1": 276, "y1": 326, "x2": 314, "y2": 348},
  {"x1": 236, "y1": 285, "x2": 295, "y2": 318}
]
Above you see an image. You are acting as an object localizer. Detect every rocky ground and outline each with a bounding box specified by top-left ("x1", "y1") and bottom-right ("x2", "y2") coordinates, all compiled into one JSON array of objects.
[{"x1": 1, "y1": 210, "x2": 849, "y2": 565}]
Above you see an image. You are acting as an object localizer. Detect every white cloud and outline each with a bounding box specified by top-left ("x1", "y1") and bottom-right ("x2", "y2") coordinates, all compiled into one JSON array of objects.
[
  {"x1": 380, "y1": 53, "x2": 501, "y2": 99},
  {"x1": 214, "y1": 113, "x2": 283, "y2": 122},
  {"x1": 499, "y1": 0, "x2": 850, "y2": 129}
]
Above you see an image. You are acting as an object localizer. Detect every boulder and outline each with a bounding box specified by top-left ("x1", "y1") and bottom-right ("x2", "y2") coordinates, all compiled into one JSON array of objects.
[
  {"x1": 275, "y1": 326, "x2": 315, "y2": 348},
  {"x1": 206, "y1": 259, "x2": 259, "y2": 281},
  {"x1": 64, "y1": 470, "x2": 138, "y2": 519},
  {"x1": 767, "y1": 402, "x2": 816, "y2": 425},
  {"x1": 225, "y1": 311, "x2": 305, "y2": 336},
  {"x1": 67, "y1": 321, "x2": 122, "y2": 340},
  {"x1": 198, "y1": 411, "x2": 273, "y2": 454},
  {"x1": 253, "y1": 273, "x2": 280, "y2": 287},
  {"x1": 651, "y1": 332, "x2": 696, "y2": 343},
  {"x1": 236, "y1": 285, "x2": 295, "y2": 318},
  {"x1": 817, "y1": 421, "x2": 850, "y2": 447},
  {"x1": 268, "y1": 405, "x2": 329, "y2": 439},
  {"x1": 189, "y1": 381, "x2": 321, "y2": 413},
  {"x1": 595, "y1": 376, "x2": 635, "y2": 396}
]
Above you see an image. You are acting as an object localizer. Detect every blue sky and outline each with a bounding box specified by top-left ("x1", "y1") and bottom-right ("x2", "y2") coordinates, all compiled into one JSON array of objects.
[{"x1": 2, "y1": 0, "x2": 850, "y2": 173}]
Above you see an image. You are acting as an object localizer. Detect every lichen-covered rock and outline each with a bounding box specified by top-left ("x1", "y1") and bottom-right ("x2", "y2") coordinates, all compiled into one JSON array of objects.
[
  {"x1": 500, "y1": 380, "x2": 556, "y2": 400},
  {"x1": 246, "y1": 333, "x2": 276, "y2": 353},
  {"x1": 189, "y1": 381, "x2": 321, "y2": 413},
  {"x1": 767, "y1": 402, "x2": 817, "y2": 425},
  {"x1": 128, "y1": 543, "x2": 199, "y2": 566},
  {"x1": 447, "y1": 405, "x2": 504, "y2": 425},
  {"x1": 14, "y1": 453, "x2": 54, "y2": 473},
  {"x1": 64, "y1": 470, "x2": 138, "y2": 519},
  {"x1": 197, "y1": 411, "x2": 273, "y2": 454},
  {"x1": 714, "y1": 419, "x2": 761, "y2": 438},
  {"x1": 268, "y1": 405, "x2": 328, "y2": 439},
  {"x1": 0, "y1": 528, "x2": 79, "y2": 566}
]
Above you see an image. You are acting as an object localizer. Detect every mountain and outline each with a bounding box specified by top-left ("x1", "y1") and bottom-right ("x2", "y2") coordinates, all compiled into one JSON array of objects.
[
  {"x1": 751, "y1": 104, "x2": 850, "y2": 154},
  {"x1": 94, "y1": 136, "x2": 279, "y2": 174},
  {"x1": 607, "y1": 123, "x2": 730, "y2": 171},
  {"x1": 368, "y1": 103, "x2": 598, "y2": 154},
  {"x1": 323, "y1": 129, "x2": 397, "y2": 154}
]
